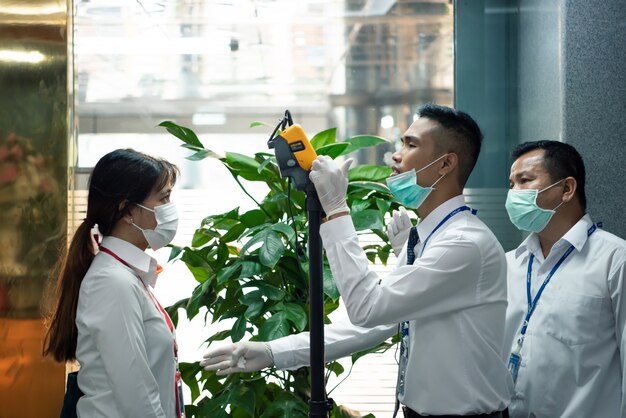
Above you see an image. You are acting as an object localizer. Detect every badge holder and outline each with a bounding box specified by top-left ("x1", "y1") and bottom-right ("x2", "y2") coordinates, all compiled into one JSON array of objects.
[{"x1": 268, "y1": 110, "x2": 332, "y2": 418}]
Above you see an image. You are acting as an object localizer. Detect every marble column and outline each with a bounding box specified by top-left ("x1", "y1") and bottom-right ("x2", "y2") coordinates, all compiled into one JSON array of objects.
[{"x1": 0, "y1": 0, "x2": 72, "y2": 416}]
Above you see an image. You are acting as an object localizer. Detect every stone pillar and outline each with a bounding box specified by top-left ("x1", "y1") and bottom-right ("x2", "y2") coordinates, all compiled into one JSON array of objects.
[
  {"x1": 517, "y1": 0, "x2": 626, "y2": 237},
  {"x1": 0, "y1": 0, "x2": 71, "y2": 416},
  {"x1": 561, "y1": 0, "x2": 626, "y2": 237}
]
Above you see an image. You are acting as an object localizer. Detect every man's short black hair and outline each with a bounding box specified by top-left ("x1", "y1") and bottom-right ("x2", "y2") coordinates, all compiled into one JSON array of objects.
[
  {"x1": 511, "y1": 140, "x2": 587, "y2": 210},
  {"x1": 416, "y1": 103, "x2": 483, "y2": 187}
]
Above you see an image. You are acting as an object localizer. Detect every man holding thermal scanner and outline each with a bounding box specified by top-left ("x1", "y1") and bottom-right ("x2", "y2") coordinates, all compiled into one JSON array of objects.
[{"x1": 201, "y1": 104, "x2": 513, "y2": 417}]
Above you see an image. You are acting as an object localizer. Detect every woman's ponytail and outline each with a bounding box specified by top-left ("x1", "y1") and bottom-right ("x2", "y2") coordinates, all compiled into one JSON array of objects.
[{"x1": 43, "y1": 220, "x2": 96, "y2": 362}]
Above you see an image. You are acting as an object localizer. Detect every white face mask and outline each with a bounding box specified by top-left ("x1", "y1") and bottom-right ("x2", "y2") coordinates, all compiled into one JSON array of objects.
[{"x1": 132, "y1": 202, "x2": 178, "y2": 250}]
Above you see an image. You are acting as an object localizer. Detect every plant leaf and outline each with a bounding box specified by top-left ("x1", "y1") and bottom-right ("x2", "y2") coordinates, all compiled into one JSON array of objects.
[
  {"x1": 348, "y1": 181, "x2": 391, "y2": 195},
  {"x1": 271, "y1": 222, "x2": 296, "y2": 242},
  {"x1": 341, "y1": 135, "x2": 387, "y2": 155},
  {"x1": 282, "y1": 303, "x2": 308, "y2": 332},
  {"x1": 159, "y1": 121, "x2": 204, "y2": 147},
  {"x1": 259, "y1": 392, "x2": 308, "y2": 418},
  {"x1": 243, "y1": 281, "x2": 285, "y2": 301},
  {"x1": 225, "y1": 382, "x2": 256, "y2": 417},
  {"x1": 191, "y1": 229, "x2": 215, "y2": 247},
  {"x1": 310, "y1": 127, "x2": 336, "y2": 149},
  {"x1": 315, "y1": 143, "x2": 350, "y2": 159},
  {"x1": 188, "y1": 148, "x2": 222, "y2": 161},
  {"x1": 168, "y1": 245, "x2": 183, "y2": 262},
  {"x1": 257, "y1": 311, "x2": 289, "y2": 341},
  {"x1": 178, "y1": 362, "x2": 202, "y2": 402},
  {"x1": 258, "y1": 232, "x2": 285, "y2": 268},
  {"x1": 220, "y1": 222, "x2": 246, "y2": 243},
  {"x1": 325, "y1": 361, "x2": 344, "y2": 377},
  {"x1": 351, "y1": 209, "x2": 384, "y2": 231},
  {"x1": 240, "y1": 209, "x2": 267, "y2": 228},
  {"x1": 348, "y1": 165, "x2": 392, "y2": 182},
  {"x1": 323, "y1": 265, "x2": 340, "y2": 300},
  {"x1": 231, "y1": 315, "x2": 247, "y2": 342},
  {"x1": 244, "y1": 298, "x2": 265, "y2": 320},
  {"x1": 250, "y1": 121, "x2": 274, "y2": 128}
]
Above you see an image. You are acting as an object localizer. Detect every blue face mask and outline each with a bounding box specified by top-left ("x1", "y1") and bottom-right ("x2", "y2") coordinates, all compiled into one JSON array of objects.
[
  {"x1": 505, "y1": 179, "x2": 565, "y2": 232},
  {"x1": 386, "y1": 154, "x2": 448, "y2": 209}
]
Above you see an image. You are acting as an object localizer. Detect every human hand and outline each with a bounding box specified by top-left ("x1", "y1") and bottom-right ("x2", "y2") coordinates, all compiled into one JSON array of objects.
[
  {"x1": 199, "y1": 341, "x2": 274, "y2": 375},
  {"x1": 387, "y1": 207, "x2": 412, "y2": 257},
  {"x1": 309, "y1": 155, "x2": 353, "y2": 218}
]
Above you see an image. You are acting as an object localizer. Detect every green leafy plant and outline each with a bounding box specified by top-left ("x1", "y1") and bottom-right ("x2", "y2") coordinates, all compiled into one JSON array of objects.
[{"x1": 161, "y1": 120, "x2": 401, "y2": 417}]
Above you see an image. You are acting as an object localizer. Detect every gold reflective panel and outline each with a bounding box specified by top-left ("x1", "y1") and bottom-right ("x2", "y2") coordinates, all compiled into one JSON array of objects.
[{"x1": 0, "y1": 0, "x2": 70, "y2": 415}]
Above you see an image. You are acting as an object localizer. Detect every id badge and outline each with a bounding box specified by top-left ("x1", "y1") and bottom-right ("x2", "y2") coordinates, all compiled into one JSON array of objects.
[
  {"x1": 175, "y1": 370, "x2": 186, "y2": 418},
  {"x1": 508, "y1": 352, "x2": 521, "y2": 383}
]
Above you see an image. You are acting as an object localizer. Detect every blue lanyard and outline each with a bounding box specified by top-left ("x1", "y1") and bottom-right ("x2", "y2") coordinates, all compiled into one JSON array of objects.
[
  {"x1": 520, "y1": 223, "x2": 597, "y2": 336},
  {"x1": 419, "y1": 205, "x2": 477, "y2": 257}
]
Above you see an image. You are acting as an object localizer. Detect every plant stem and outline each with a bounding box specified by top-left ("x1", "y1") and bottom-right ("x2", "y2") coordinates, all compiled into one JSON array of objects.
[{"x1": 229, "y1": 170, "x2": 271, "y2": 217}]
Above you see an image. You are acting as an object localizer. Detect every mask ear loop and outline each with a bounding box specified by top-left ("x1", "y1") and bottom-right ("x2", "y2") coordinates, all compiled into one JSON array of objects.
[
  {"x1": 538, "y1": 178, "x2": 567, "y2": 211},
  {"x1": 418, "y1": 153, "x2": 449, "y2": 188},
  {"x1": 539, "y1": 178, "x2": 566, "y2": 193},
  {"x1": 552, "y1": 201, "x2": 565, "y2": 211}
]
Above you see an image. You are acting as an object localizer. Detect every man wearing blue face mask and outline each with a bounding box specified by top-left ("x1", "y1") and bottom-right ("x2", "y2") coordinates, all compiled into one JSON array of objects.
[
  {"x1": 503, "y1": 140, "x2": 626, "y2": 418},
  {"x1": 201, "y1": 104, "x2": 513, "y2": 418}
]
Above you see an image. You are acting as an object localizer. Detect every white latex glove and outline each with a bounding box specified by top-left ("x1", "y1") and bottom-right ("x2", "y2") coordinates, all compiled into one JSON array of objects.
[
  {"x1": 199, "y1": 341, "x2": 274, "y2": 376},
  {"x1": 309, "y1": 155, "x2": 353, "y2": 218},
  {"x1": 387, "y1": 207, "x2": 412, "y2": 257}
]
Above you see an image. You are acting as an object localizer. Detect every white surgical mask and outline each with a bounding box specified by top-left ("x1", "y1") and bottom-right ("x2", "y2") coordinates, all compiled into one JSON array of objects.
[{"x1": 132, "y1": 202, "x2": 178, "y2": 250}]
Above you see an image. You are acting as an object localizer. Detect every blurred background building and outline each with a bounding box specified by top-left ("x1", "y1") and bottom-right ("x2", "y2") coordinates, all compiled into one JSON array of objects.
[{"x1": 0, "y1": 0, "x2": 623, "y2": 417}]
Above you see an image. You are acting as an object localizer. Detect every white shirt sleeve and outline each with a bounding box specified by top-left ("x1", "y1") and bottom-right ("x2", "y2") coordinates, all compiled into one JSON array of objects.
[
  {"x1": 81, "y1": 271, "x2": 167, "y2": 418},
  {"x1": 608, "y1": 258, "x2": 626, "y2": 417},
  {"x1": 321, "y1": 216, "x2": 482, "y2": 328},
  {"x1": 269, "y1": 320, "x2": 397, "y2": 370}
]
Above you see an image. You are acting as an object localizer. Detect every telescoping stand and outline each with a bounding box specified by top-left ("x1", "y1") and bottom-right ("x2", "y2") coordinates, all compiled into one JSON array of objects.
[{"x1": 267, "y1": 110, "x2": 332, "y2": 418}]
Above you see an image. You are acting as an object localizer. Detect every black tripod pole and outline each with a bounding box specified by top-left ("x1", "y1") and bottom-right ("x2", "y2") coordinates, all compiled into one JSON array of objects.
[{"x1": 306, "y1": 185, "x2": 331, "y2": 418}]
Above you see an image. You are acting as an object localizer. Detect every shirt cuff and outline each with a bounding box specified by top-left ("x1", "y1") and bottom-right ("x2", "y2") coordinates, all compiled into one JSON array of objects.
[
  {"x1": 320, "y1": 215, "x2": 356, "y2": 246},
  {"x1": 268, "y1": 337, "x2": 299, "y2": 370}
]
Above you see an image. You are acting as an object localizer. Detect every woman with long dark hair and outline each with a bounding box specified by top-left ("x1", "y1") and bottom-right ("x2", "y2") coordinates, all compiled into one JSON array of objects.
[{"x1": 44, "y1": 148, "x2": 183, "y2": 417}]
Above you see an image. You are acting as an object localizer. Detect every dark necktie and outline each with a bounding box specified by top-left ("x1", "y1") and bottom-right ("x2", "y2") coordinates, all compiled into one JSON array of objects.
[
  {"x1": 393, "y1": 226, "x2": 419, "y2": 417},
  {"x1": 406, "y1": 226, "x2": 419, "y2": 265}
]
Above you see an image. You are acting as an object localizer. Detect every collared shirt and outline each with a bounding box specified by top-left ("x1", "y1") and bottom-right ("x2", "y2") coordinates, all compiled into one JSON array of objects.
[
  {"x1": 271, "y1": 195, "x2": 513, "y2": 415},
  {"x1": 76, "y1": 236, "x2": 176, "y2": 418},
  {"x1": 504, "y1": 214, "x2": 626, "y2": 418}
]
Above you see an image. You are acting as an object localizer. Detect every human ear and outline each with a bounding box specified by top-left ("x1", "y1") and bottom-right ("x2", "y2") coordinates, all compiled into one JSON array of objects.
[
  {"x1": 440, "y1": 153, "x2": 458, "y2": 175},
  {"x1": 562, "y1": 177, "x2": 577, "y2": 203},
  {"x1": 118, "y1": 200, "x2": 134, "y2": 224}
]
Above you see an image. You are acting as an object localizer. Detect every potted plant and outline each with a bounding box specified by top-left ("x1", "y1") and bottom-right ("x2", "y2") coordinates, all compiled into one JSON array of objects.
[{"x1": 161, "y1": 120, "x2": 401, "y2": 417}]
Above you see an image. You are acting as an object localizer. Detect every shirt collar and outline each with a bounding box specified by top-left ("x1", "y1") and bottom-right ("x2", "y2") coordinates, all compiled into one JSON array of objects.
[
  {"x1": 99, "y1": 236, "x2": 158, "y2": 286},
  {"x1": 416, "y1": 194, "x2": 466, "y2": 242},
  {"x1": 514, "y1": 213, "x2": 594, "y2": 259}
]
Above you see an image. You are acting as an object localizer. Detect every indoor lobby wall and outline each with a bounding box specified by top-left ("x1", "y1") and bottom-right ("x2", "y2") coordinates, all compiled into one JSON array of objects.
[{"x1": 0, "y1": 0, "x2": 72, "y2": 416}]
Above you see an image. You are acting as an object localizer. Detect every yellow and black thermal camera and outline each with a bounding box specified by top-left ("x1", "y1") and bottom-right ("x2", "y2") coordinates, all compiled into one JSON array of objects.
[{"x1": 268, "y1": 110, "x2": 317, "y2": 191}]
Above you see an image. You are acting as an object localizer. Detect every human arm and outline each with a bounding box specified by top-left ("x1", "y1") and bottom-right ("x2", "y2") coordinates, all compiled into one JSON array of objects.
[
  {"x1": 321, "y1": 216, "x2": 484, "y2": 327},
  {"x1": 200, "y1": 320, "x2": 396, "y2": 374},
  {"x1": 81, "y1": 271, "x2": 166, "y2": 418}
]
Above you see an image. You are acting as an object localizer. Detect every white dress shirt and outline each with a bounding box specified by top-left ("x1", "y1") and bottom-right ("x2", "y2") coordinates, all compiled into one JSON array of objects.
[
  {"x1": 76, "y1": 236, "x2": 177, "y2": 418},
  {"x1": 504, "y1": 214, "x2": 626, "y2": 418},
  {"x1": 271, "y1": 195, "x2": 513, "y2": 415}
]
